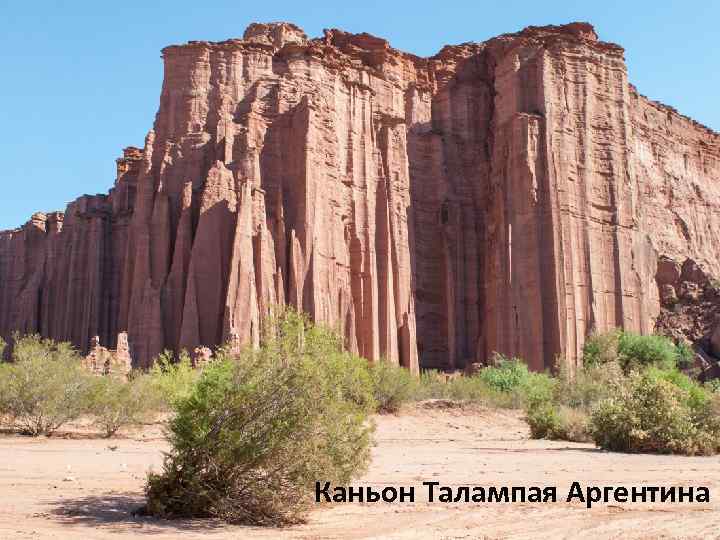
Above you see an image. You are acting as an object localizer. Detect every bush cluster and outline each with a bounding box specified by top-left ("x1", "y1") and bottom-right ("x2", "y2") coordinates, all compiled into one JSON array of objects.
[
  {"x1": 526, "y1": 402, "x2": 592, "y2": 442},
  {"x1": 354, "y1": 355, "x2": 554, "y2": 414},
  {"x1": 582, "y1": 330, "x2": 692, "y2": 373},
  {"x1": 386, "y1": 355, "x2": 553, "y2": 412},
  {"x1": 90, "y1": 373, "x2": 163, "y2": 437},
  {"x1": 524, "y1": 363, "x2": 621, "y2": 443},
  {"x1": 591, "y1": 369, "x2": 720, "y2": 455},
  {"x1": 478, "y1": 356, "x2": 532, "y2": 392},
  {"x1": 525, "y1": 330, "x2": 720, "y2": 455},
  {"x1": 0, "y1": 334, "x2": 180, "y2": 436}
]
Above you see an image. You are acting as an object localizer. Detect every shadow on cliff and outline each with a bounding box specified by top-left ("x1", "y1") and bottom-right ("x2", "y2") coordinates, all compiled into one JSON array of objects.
[
  {"x1": 48, "y1": 493, "x2": 227, "y2": 534},
  {"x1": 405, "y1": 48, "x2": 495, "y2": 372}
]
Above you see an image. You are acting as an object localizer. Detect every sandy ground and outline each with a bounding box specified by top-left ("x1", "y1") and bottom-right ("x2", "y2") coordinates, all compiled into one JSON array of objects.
[{"x1": 1, "y1": 402, "x2": 719, "y2": 539}]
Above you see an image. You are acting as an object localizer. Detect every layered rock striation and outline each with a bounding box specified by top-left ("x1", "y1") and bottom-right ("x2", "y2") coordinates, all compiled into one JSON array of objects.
[{"x1": 2, "y1": 22, "x2": 719, "y2": 371}]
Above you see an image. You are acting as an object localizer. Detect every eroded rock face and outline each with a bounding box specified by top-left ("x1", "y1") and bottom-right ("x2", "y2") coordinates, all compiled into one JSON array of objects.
[
  {"x1": 654, "y1": 258, "x2": 720, "y2": 379},
  {"x1": 1, "y1": 22, "x2": 719, "y2": 371}
]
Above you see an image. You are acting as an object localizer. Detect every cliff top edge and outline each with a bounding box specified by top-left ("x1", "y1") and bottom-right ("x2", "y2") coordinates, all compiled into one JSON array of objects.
[{"x1": 160, "y1": 20, "x2": 619, "y2": 59}]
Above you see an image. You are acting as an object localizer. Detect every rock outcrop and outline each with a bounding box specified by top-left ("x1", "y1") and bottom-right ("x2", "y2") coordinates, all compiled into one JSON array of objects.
[
  {"x1": 81, "y1": 332, "x2": 133, "y2": 378},
  {"x1": 1, "y1": 22, "x2": 719, "y2": 372},
  {"x1": 654, "y1": 257, "x2": 720, "y2": 379}
]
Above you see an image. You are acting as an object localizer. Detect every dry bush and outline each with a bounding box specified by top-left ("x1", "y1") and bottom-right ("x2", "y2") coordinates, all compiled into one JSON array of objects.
[
  {"x1": 368, "y1": 360, "x2": 417, "y2": 413},
  {"x1": 591, "y1": 371, "x2": 720, "y2": 455},
  {"x1": 524, "y1": 362, "x2": 620, "y2": 443},
  {"x1": 89, "y1": 373, "x2": 163, "y2": 437},
  {"x1": 526, "y1": 402, "x2": 592, "y2": 443},
  {"x1": 145, "y1": 310, "x2": 375, "y2": 526}
]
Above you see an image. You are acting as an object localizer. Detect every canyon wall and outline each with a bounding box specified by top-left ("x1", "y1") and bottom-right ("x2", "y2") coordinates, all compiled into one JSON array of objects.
[{"x1": 1, "y1": 22, "x2": 719, "y2": 371}]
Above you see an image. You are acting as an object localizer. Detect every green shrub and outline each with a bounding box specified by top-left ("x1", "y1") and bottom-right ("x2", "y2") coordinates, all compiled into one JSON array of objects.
[
  {"x1": 368, "y1": 360, "x2": 417, "y2": 413},
  {"x1": 266, "y1": 311, "x2": 375, "y2": 413},
  {"x1": 478, "y1": 355, "x2": 530, "y2": 392},
  {"x1": 89, "y1": 374, "x2": 163, "y2": 437},
  {"x1": 617, "y1": 332, "x2": 679, "y2": 372},
  {"x1": 692, "y1": 393, "x2": 720, "y2": 437},
  {"x1": 0, "y1": 336, "x2": 6, "y2": 359},
  {"x1": 524, "y1": 363, "x2": 618, "y2": 443},
  {"x1": 526, "y1": 400, "x2": 560, "y2": 439},
  {"x1": 148, "y1": 350, "x2": 199, "y2": 409},
  {"x1": 145, "y1": 310, "x2": 374, "y2": 526},
  {"x1": 410, "y1": 370, "x2": 490, "y2": 402},
  {"x1": 320, "y1": 351, "x2": 376, "y2": 413},
  {"x1": 676, "y1": 342, "x2": 695, "y2": 370},
  {"x1": 0, "y1": 361, "x2": 10, "y2": 424},
  {"x1": 583, "y1": 330, "x2": 686, "y2": 373},
  {"x1": 554, "y1": 407, "x2": 593, "y2": 442},
  {"x1": 590, "y1": 371, "x2": 720, "y2": 455},
  {"x1": 0, "y1": 335, "x2": 96, "y2": 435},
  {"x1": 445, "y1": 376, "x2": 497, "y2": 402},
  {"x1": 555, "y1": 363, "x2": 621, "y2": 410},
  {"x1": 519, "y1": 372, "x2": 556, "y2": 405},
  {"x1": 477, "y1": 357, "x2": 554, "y2": 409},
  {"x1": 644, "y1": 367, "x2": 710, "y2": 411}
]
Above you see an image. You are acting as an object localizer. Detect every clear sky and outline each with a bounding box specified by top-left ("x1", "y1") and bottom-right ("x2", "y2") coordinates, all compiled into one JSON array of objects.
[{"x1": 1, "y1": 0, "x2": 718, "y2": 231}]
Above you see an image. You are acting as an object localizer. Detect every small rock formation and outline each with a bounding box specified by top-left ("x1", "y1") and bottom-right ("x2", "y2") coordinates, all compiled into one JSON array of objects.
[
  {"x1": 81, "y1": 332, "x2": 133, "y2": 377},
  {"x1": 192, "y1": 346, "x2": 213, "y2": 368},
  {"x1": 1, "y1": 22, "x2": 720, "y2": 372},
  {"x1": 655, "y1": 258, "x2": 715, "y2": 343}
]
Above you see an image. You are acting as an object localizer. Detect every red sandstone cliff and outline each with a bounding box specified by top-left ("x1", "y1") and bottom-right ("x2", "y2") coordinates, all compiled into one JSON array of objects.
[{"x1": 2, "y1": 22, "x2": 719, "y2": 371}]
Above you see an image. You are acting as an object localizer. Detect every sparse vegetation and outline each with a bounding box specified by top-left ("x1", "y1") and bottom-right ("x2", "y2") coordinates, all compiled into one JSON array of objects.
[
  {"x1": 616, "y1": 332, "x2": 682, "y2": 372},
  {"x1": 0, "y1": 334, "x2": 97, "y2": 435},
  {"x1": 0, "y1": 335, "x2": 183, "y2": 437},
  {"x1": 526, "y1": 330, "x2": 720, "y2": 454},
  {"x1": 1, "y1": 319, "x2": 717, "y2": 492},
  {"x1": 144, "y1": 310, "x2": 375, "y2": 526},
  {"x1": 148, "y1": 350, "x2": 200, "y2": 409},
  {"x1": 410, "y1": 356, "x2": 554, "y2": 410},
  {"x1": 524, "y1": 363, "x2": 620, "y2": 443},
  {"x1": 368, "y1": 360, "x2": 417, "y2": 413},
  {"x1": 89, "y1": 373, "x2": 163, "y2": 437}
]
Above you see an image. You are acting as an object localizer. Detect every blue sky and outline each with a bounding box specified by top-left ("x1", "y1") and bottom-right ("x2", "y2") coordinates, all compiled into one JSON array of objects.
[{"x1": 1, "y1": 0, "x2": 718, "y2": 230}]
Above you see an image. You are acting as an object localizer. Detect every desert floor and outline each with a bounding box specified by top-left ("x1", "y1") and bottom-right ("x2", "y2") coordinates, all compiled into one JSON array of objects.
[{"x1": 1, "y1": 402, "x2": 719, "y2": 539}]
